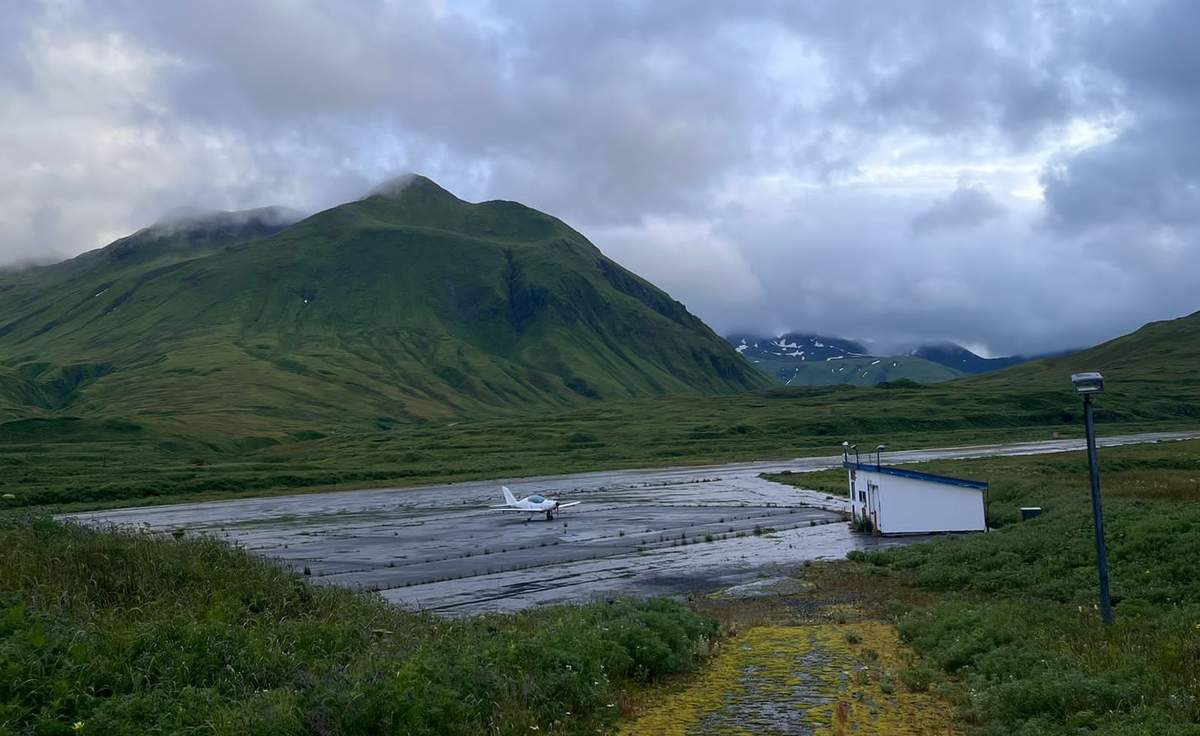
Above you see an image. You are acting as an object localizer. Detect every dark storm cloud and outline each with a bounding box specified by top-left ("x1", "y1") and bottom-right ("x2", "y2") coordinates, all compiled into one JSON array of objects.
[
  {"x1": 1043, "y1": 0, "x2": 1200, "y2": 232},
  {"x1": 2, "y1": 0, "x2": 1199, "y2": 355},
  {"x1": 911, "y1": 184, "x2": 1007, "y2": 235},
  {"x1": 1043, "y1": 115, "x2": 1200, "y2": 231}
]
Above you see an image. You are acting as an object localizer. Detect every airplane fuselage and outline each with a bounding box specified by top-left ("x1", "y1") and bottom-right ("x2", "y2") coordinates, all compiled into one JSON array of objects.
[{"x1": 492, "y1": 489, "x2": 580, "y2": 520}]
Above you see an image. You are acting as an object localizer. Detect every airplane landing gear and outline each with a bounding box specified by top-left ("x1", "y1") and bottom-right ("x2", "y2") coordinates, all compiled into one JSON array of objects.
[{"x1": 545, "y1": 510, "x2": 554, "y2": 521}]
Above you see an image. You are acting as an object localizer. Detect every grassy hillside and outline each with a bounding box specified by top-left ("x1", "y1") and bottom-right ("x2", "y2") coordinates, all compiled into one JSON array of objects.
[
  {"x1": 978, "y1": 308, "x2": 1200, "y2": 386},
  {"x1": 0, "y1": 516, "x2": 716, "y2": 735},
  {"x1": 765, "y1": 355, "x2": 963, "y2": 386},
  {"x1": 2, "y1": 309, "x2": 1197, "y2": 509},
  {"x1": 0, "y1": 307, "x2": 1195, "y2": 509},
  {"x1": 912, "y1": 343, "x2": 1028, "y2": 374},
  {"x1": 0, "y1": 176, "x2": 767, "y2": 436}
]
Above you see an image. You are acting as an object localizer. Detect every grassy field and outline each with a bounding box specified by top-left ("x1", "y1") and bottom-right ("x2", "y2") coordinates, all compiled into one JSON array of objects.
[
  {"x1": 838, "y1": 438, "x2": 1200, "y2": 733},
  {"x1": 0, "y1": 516, "x2": 717, "y2": 736},
  {"x1": 4, "y1": 368, "x2": 1198, "y2": 511},
  {"x1": 762, "y1": 467, "x2": 850, "y2": 497}
]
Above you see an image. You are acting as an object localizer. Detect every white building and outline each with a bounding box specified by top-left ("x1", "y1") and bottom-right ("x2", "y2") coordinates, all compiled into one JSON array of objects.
[{"x1": 845, "y1": 457, "x2": 988, "y2": 535}]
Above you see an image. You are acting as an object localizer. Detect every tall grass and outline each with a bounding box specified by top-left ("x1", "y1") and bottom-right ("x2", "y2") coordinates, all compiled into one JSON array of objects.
[
  {"x1": 848, "y1": 439, "x2": 1200, "y2": 734},
  {"x1": 0, "y1": 517, "x2": 716, "y2": 735}
]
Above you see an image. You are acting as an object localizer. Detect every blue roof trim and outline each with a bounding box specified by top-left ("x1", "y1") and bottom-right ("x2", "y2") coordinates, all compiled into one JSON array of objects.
[{"x1": 843, "y1": 461, "x2": 988, "y2": 490}]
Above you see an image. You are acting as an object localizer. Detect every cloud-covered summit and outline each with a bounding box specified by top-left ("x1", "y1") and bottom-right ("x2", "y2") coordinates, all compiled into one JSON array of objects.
[{"x1": 2, "y1": 0, "x2": 1198, "y2": 355}]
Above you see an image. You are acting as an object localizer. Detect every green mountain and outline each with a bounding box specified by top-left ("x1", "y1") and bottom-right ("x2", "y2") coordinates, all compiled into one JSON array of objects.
[
  {"x1": 973, "y1": 309, "x2": 1200, "y2": 389},
  {"x1": 0, "y1": 175, "x2": 767, "y2": 437},
  {"x1": 727, "y1": 332, "x2": 965, "y2": 385},
  {"x1": 772, "y1": 355, "x2": 963, "y2": 386},
  {"x1": 910, "y1": 343, "x2": 1028, "y2": 374}
]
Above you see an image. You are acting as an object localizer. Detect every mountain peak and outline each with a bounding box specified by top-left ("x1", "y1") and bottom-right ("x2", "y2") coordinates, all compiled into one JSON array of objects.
[
  {"x1": 0, "y1": 176, "x2": 767, "y2": 430},
  {"x1": 148, "y1": 205, "x2": 303, "y2": 235},
  {"x1": 365, "y1": 173, "x2": 460, "y2": 204}
]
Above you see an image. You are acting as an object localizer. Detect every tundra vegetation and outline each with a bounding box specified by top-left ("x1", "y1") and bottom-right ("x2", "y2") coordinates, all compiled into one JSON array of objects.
[
  {"x1": 0, "y1": 516, "x2": 717, "y2": 736},
  {"x1": 616, "y1": 439, "x2": 1199, "y2": 734},
  {"x1": 3, "y1": 440, "x2": 1195, "y2": 734},
  {"x1": 841, "y1": 439, "x2": 1200, "y2": 734},
  {"x1": 3, "y1": 374, "x2": 1197, "y2": 511}
]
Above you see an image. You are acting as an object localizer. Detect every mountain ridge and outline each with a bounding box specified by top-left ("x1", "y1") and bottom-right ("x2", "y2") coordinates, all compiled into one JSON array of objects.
[
  {"x1": 0, "y1": 176, "x2": 768, "y2": 436},
  {"x1": 725, "y1": 332, "x2": 1030, "y2": 385}
]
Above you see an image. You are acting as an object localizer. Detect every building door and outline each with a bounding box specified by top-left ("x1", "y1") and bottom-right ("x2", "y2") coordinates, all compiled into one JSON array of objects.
[{"x1": 867, "y1": 481, "x2": 880, "y2": 535}]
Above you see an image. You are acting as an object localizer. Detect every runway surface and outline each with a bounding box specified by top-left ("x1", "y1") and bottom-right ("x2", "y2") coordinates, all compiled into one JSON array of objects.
[{"x1": 66, "y1": 430, "x2": 1198, "y2": 615}]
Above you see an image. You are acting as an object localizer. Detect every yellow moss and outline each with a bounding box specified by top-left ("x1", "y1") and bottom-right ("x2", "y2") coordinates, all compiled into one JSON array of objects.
[{"x1": 617, "y1": 622, "x2": 959, "y2": 735}]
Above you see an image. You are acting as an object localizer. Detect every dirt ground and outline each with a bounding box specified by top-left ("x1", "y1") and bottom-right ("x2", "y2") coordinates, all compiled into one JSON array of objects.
[{"x1": 617, "y1": 564, "x2": 960, "y2": 736}]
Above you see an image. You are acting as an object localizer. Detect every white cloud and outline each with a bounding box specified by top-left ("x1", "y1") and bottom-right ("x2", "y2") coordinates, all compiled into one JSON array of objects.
[
  {"x1": 1, "y1": 0, "x2": 1198, "y2": 356},
  {"x1": 593, "y1": 217, "x2": 766, "y2": 316}
]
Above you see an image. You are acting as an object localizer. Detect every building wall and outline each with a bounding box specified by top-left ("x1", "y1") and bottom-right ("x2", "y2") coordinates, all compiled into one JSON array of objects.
[{"x1": 848, "y1": 468, "x2": 986, "y2": 534}]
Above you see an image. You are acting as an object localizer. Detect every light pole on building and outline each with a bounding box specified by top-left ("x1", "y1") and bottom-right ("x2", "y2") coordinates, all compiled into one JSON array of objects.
[
  {"x1": 875, "y1": 444, "x2": 887, "y2": 468},
  {"x1": 1071, "y1": 371, "x2": 1114, "y2": 625}
]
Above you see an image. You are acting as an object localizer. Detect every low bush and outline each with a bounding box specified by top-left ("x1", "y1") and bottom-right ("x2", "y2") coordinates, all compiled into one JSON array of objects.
[
  {"x1": 0, "y1": 517, "x2": 717, "y2": 735},
  {"x1": 862, "y1": 442, "x2": 1200, "y2": 734}
]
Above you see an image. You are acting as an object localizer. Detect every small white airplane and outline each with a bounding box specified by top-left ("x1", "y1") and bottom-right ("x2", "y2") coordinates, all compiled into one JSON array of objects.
[{"x1": 490, "y1": 486, "x2": 581, "y2": 521}]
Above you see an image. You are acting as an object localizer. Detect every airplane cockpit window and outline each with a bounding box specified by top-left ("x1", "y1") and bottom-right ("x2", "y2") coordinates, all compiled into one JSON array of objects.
[{"x1": 527, "y1": 495, "x2": 545, "y2": 503}]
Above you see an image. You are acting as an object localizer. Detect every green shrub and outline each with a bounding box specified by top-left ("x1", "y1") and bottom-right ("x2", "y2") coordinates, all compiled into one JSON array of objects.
[
  {"x1": 0, "y1": 517, "x2": 717, "y2": 735},
  {"x1": 866, "y1": 442, "x2": 1200, "y2": 733}
]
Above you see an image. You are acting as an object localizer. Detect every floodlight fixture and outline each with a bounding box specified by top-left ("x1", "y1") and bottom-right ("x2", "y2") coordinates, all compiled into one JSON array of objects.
[
  {"x1": 1071, "y1": 372, "x2": 1104, "y2": 395},
  {"x1": 1071, "y1": 371, "x2": 1114, "y2": 625}
]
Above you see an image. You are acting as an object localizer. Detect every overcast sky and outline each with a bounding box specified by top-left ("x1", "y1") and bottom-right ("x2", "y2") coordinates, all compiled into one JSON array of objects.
[{"x1": 3, "y1": 0, "x2": 1199, "y2": 356}]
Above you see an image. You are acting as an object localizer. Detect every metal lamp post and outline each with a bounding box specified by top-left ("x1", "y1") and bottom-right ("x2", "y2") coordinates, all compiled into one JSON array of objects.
[
  {"x1": 1072, "y1": 371, "x2": 1114, "y2": 625},
  {"x1": 875, "y1": 444, "x2": 887, "y2": 468}
]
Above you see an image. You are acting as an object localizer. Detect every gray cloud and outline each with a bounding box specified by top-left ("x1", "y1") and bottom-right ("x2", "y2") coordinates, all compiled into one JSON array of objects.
[
  {"x1": 2, "y1": 0, "x2": 1198, "y2": 356},
  {"x1": 1043, "y1": 0, "x2": 1200, "y2": 233},
  {"x1": 911, "y1": 184, "x2": 1007, "y2": 235}
]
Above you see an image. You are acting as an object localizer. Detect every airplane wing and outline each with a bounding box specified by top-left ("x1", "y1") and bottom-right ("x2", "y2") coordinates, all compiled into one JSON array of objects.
[
  {"x1": 556, "y1": 501, "x2": 583, "y2": 509},
  {"x1": 489, "y1": 506, "x2": 531, "y2": 511}
]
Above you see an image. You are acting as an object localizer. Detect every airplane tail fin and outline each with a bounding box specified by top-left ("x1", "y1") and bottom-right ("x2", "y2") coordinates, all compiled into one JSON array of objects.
[{"x1": 502, "y1": 486, "x2": 517, "y2": 506}]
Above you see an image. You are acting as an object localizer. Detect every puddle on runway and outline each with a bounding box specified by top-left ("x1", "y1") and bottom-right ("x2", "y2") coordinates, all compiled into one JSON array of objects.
[
  {"x1": 65, "y1": 481, "x2": 936, "y2": 616},
  {"x1": 60, "y1": 439, "x2": 1054, "y2": 615}
]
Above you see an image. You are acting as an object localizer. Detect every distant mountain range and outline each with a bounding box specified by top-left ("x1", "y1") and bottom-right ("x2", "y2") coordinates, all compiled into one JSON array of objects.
[
  {"x1": 0, "y1": 175, "x2": 767, "y2": 437},
  {"x1": 909, "y1": 344, "x2": 1028, "y2": 374},
  {"x1": 726, "y1": 332, "x2": 1064, "y2": 386}
]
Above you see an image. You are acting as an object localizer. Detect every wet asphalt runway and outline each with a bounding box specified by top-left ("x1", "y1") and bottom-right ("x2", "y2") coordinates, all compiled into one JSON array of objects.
[{"x1": 66, "y1": 431, "x2": 1198, "y2": 615}]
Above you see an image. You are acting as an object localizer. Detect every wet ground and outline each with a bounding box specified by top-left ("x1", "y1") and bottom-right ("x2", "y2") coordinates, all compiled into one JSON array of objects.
[
  {"x1": 65, "y1": 431, "x2": 1197, "y2": 615},
  {"x1": 617, "y1": 621, "x2": 961, "y2": 735}
]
